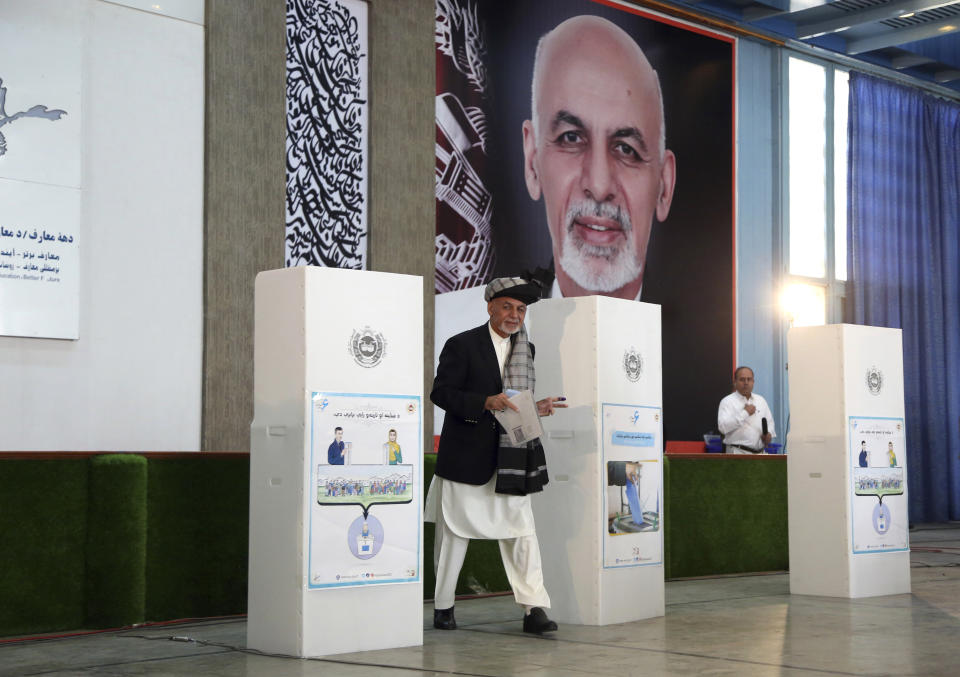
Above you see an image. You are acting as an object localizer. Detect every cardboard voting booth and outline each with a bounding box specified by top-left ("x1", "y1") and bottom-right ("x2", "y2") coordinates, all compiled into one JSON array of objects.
[
  {"x1": 528, "y1": 296, "x2": 664, "y2": 625},
  {"x1": 787, "y1": 324, "x2": 910, "y2": 598},
  {"x1": 247, "y1": 267, "x2": 424, "y2": 657}
]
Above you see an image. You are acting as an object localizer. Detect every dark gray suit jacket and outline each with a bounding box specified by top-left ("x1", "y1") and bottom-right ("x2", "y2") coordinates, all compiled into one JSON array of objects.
[{"x1": 431, "y1": 323, "x2": 534, "y2": 485}]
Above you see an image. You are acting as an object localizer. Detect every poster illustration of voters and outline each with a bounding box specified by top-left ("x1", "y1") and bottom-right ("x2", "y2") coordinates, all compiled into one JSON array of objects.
[
  {"x1": 308, "y1": 392, "x2": 421, "y2": 588},
  {"x1": 849, "y1": 416, "x2": 909, "y2": 554}
]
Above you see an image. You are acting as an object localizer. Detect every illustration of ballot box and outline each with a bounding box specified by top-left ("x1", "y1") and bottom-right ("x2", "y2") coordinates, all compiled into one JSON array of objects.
[
  {"x1": 528, "y1": 295, "x2": 664, "y2": 625},
  {"x1": 356, "y1": 526, "x2": 375, "y2": 555}
]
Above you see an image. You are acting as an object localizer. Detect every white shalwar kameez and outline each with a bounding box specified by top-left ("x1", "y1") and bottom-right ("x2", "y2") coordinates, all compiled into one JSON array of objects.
[{"x1": 424, "y1": 325, "x2": 551, "y2": 610}]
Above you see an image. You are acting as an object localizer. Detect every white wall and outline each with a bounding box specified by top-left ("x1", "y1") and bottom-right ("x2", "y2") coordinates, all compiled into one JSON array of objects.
[{"x1": 0, "y1": 1, "x2": 204, "y2": 450}]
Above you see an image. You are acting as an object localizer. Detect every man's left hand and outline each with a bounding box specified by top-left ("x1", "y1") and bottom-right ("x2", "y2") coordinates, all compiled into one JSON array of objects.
[
  {"x1": 537, "y1": 396, "x2": 568, "y2": 417},
  {"x1": 761, "y1": 433, "x2": 772, "y2": 448}
]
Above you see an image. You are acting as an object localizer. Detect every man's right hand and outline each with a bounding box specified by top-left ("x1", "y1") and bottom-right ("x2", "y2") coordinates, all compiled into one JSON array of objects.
[
  {"x1": 744, "y1": 403, "x2": 757, "y2": 416},
  {"x1": 485, "y1": 393, "x2": 519, "y2": 412}
]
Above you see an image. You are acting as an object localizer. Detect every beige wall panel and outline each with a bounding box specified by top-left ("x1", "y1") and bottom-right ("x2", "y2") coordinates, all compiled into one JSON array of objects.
[{"x1": 203, "y1": 0, "x2": 286, "y2": 450}]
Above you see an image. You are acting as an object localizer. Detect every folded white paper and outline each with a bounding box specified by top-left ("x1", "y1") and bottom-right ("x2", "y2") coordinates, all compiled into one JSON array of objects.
[{"x1": 493, "y1": 389, "x2": 543, "y2": 445}]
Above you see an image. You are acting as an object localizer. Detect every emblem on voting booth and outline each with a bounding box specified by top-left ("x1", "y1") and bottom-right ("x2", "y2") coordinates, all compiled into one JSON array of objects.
[
  {"x1": 865, "y1": 366, "x2": 883, "y2": 395},
  {"x1": 623, "y1": 348, "x2": 644, "y2": 382},
  {"x1": 349, "y1": 326, "x2": 386, "y2": 368}
]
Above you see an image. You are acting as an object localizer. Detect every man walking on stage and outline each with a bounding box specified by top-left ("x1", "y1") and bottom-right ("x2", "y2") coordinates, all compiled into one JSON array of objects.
[{"x1": 426, "y1": 276, "x2": 566, "y2": 634}]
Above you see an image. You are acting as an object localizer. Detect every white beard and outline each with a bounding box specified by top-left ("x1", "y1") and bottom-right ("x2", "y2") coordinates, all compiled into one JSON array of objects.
[
  {"x1": 557, "y1": 199, "x2": 643, "y2": 293},
  {"x1": 496, "y1": 320, "x2": 521, "y2": 336}
]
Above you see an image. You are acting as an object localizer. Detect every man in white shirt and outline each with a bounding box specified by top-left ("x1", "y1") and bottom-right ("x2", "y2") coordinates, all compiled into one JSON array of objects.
[{"x1": 717, "y1": 366, "x2": 775, "y2": 454}]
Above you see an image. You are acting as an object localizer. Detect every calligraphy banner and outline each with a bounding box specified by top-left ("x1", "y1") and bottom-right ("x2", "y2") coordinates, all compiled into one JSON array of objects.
[{"x1": 286, "y1": 0, "x2": 369, "y2": 270}]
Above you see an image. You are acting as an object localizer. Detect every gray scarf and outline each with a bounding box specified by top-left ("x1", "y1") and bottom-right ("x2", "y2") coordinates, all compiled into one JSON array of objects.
[{"x1": 495, "y1": 324, "x2": 549, "y2": 495}]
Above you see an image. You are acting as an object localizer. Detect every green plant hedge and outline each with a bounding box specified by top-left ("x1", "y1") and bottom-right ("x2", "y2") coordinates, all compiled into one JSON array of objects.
[
  {"x1": 1, "y1": 452, "x2": 787, "y2": 638},
  {"x1": 0, "y1": 459, "x2": 89, "y2": 636},
  {"x1": 145, "y1": 456, "x2": 249, "y2": 620},
  {"x1": 664, "y1": 456, "x2": 788, "y2": 578},
  {"x1": 85, "y1": 454, "x2": 149, "y2": 628},
  {"x1": 0, "y1": 454, "x2": 250, "y2": 638}
]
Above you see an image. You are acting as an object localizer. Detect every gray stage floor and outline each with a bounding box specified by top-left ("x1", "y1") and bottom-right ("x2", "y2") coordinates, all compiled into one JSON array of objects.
[{"x1": 3, "y1": 523, "x2": 958, "y2": 677}]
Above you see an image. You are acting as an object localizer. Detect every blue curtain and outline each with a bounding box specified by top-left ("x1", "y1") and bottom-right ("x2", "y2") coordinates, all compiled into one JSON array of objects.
[{"x1": 847, "y1": 72, "x2": 960, "y2": 523}]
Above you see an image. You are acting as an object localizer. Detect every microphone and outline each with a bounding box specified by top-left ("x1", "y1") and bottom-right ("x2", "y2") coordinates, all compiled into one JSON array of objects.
[{"x1": 762, "y1": 417, "x2": 768, "y2": 436}]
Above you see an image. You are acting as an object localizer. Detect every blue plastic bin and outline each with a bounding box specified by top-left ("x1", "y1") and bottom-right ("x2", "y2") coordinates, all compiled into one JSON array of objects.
[{"x1": 703, "y1": 434, "x2": 723, "y2": 453}]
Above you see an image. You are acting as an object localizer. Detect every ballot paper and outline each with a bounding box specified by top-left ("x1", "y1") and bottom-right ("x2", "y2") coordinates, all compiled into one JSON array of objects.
[{"x1": 493, "y1": 389, "x2": 543, "y2": 445}]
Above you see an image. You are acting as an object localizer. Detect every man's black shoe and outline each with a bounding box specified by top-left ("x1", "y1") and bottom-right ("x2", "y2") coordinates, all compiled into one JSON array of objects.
[
  {"x1": 433, "y1": 607, "x2": 456, "y2": 630},
  {"x1": 522, "y1": 607, "x2": 558, "y2": 634}
]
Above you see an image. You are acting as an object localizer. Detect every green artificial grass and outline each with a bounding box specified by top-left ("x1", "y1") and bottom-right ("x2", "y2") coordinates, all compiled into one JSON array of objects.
[
  {"x1": 85, "y1": 454, "x2": 148, "y2": 628},
  {"x1": 145, "y1": 456, "x2": 249, "y2": 620},
  {"x1": 2, "y1": 453, "x2": 249, "y2": 636},
  {"x1": 2, "y1": 451, "x2": 791, "y2": 638},
  {"x1": 422, "y1": 454, "x2": 511, "y2": 600},
  {"x1": 664, "y1": 456, "x2": 788, "y2": 578},
  {"x1": 0, "y1": 459, "x2": 89, "y2": 637}
]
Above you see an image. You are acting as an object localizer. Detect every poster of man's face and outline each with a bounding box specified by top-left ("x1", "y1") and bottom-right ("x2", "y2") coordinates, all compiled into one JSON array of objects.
[{"x1": 435, "y1": 0, "x2": 735, "y2": 440}]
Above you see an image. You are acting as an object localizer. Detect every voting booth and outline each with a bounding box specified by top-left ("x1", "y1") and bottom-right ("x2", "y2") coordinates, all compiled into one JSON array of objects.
[
  {"x1": 247, "y1": 267, "x2": 424, "y2": 657},
  {"x1": 528, "y1": 296, "x2": 664, "y2": 625},
  {"x1": 787, "y1": 324, "x2": 910, "y2": 598}
]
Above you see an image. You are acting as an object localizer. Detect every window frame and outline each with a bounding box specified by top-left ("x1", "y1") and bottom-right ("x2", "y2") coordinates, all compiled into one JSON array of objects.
[{"x1": 782, "y1": 54, "x2": 848, "y2": 326}]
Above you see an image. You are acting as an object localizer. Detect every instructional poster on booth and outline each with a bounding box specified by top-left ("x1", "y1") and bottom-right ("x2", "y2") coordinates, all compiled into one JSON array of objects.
[
  {"x1": 308, "y1": 392, "x2": 421, "y2": 588},
  {"x1": 849, "y1": 416, "x2": 909, "y2": 554},
  {"x1": 602, "y1": 403, "x2": 662, "y2": 568}
]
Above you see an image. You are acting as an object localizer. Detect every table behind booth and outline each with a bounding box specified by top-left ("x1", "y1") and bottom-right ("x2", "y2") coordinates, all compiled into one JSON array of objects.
[{"x1": 665, "y1": 440, "x2": 708, "y2": 454}]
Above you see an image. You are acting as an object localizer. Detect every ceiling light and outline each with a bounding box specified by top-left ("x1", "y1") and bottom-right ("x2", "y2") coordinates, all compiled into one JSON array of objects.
[
  {"x1": 898, "y1": 12, "x2": 915, "y2": 18},
  {"x1": 939, "y1": 24, "x2": 957, "y2": 32}
]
